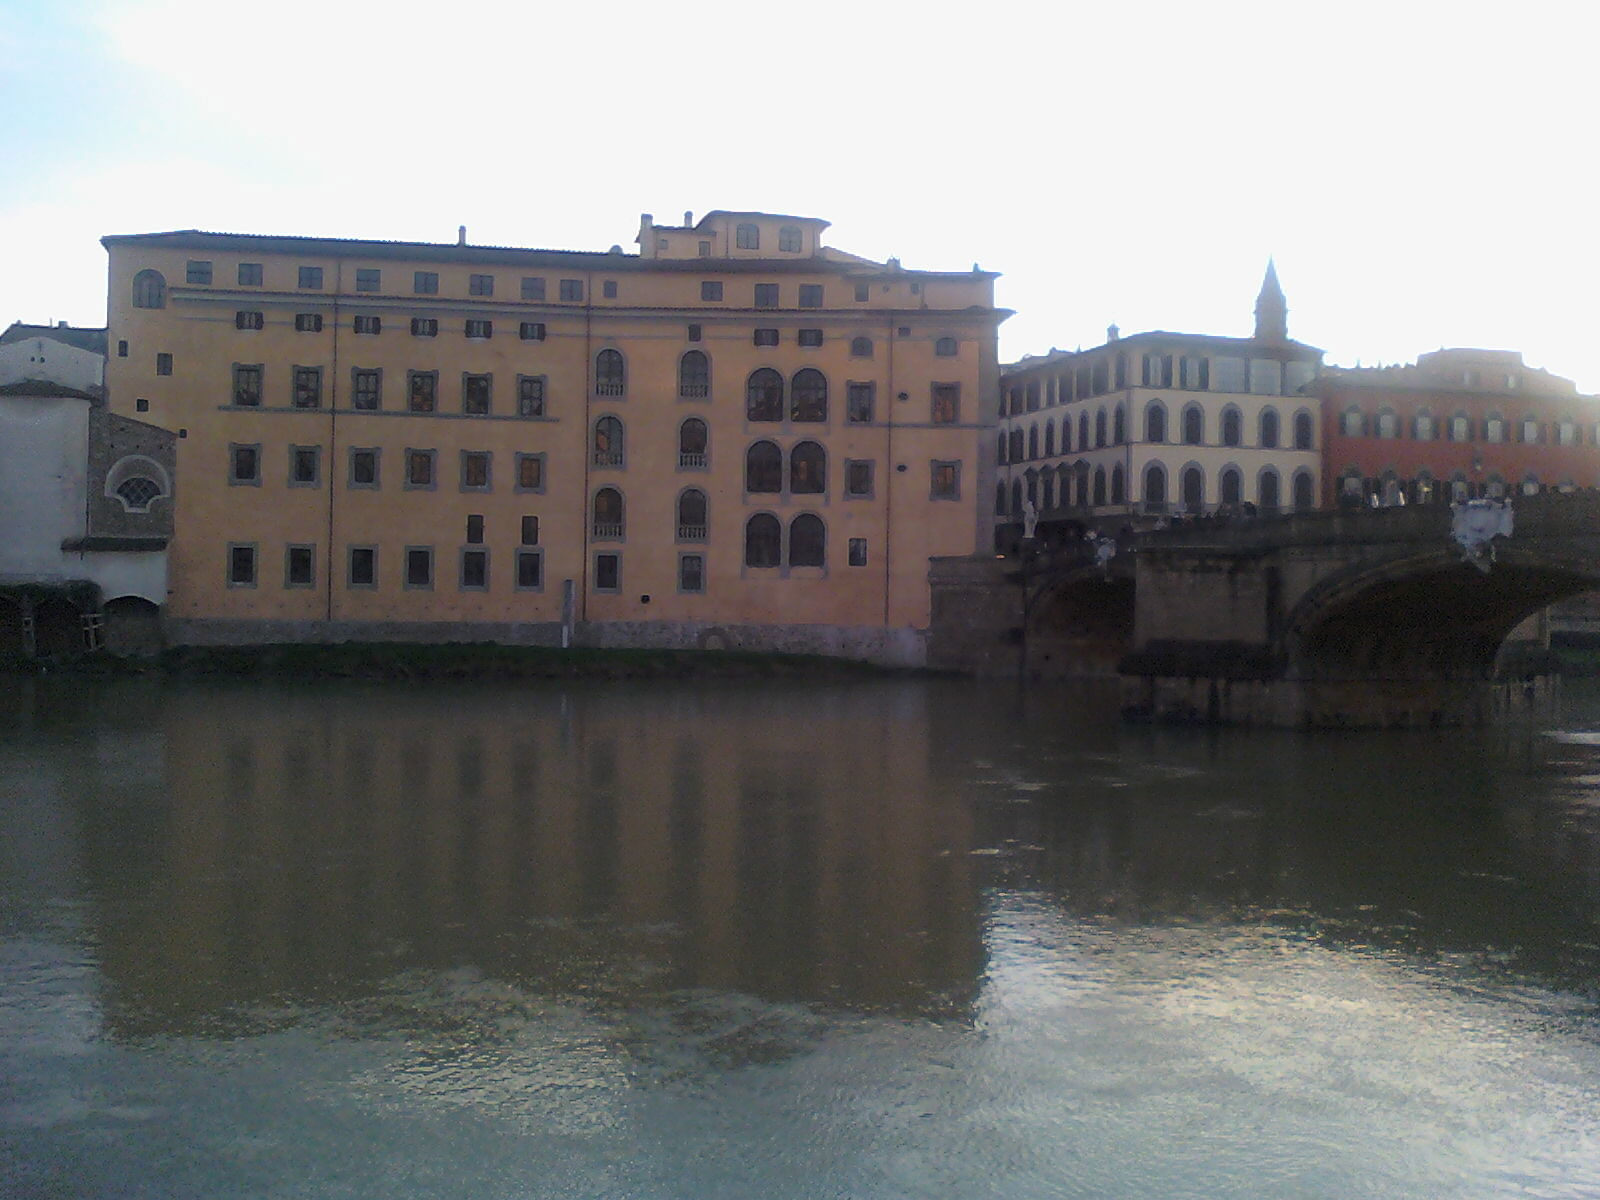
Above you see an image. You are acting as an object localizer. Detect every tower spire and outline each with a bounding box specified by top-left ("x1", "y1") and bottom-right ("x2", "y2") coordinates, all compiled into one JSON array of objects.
[{"x1": 1254, "y1": 258, "x2": 1288, "y2": 342}]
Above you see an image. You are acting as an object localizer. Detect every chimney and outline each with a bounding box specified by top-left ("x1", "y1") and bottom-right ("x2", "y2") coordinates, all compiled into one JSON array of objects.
[
  {"x1": 1106, "y1": 323, "x2": 1120, "y2": 342},
  {"x1": 457, "y1": 225, "x2": 467, "y2": 246},
  {"x1": 684, "y1": 211, "x2": 693, "y2": 226}
]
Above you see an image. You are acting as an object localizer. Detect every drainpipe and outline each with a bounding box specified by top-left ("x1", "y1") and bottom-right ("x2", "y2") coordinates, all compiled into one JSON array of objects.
[
  {"x1": 882, "y1": 307, "x2": 895, "y2": 629},
  {"x1": 327, "y1": 260, "x2": 341, "y2": 625},
  {"x1": 578, "y1": 273, "x2": 594, "y2": 634}
]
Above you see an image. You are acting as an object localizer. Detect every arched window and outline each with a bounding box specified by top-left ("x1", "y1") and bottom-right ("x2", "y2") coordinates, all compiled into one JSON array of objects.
[
  {"x1": 1009, "y1": 429, "x2": 1024, "y2": 461},
  {"x1": 679, "y1": 350, "x2": 710, "y2": 399},
  {"x1": 1095, "y1": 408, "x2": 1107, "y2": 448},
  {"x1": 1060, "y1": 417, "x2": 1072, "y2": 453},
  {"x1": 1484, "y1": 414, "x2": 1505, "y2": 443},
  {"x1": 995, "y1": 481, "x2": 1008, "y2": 516},
  {"x1": 1115, "y1": 353, "x2": 1128, "y2": 388},
  {"x1": 1341, "y1": 407, "x2": 1365, "y2": 437},
  {"x1": 1521, "y1": 473, "x2": 1542, "y2": 496},
  {"x1": 746, "y1": 441, "x2": 782, "y2": 492},
  {"x1": 791, "y1": 369, "x2": 828, "y2": 422},
  {"x1": 1044, "y1": 421, "x2": 1056, "y2": 457},
  {"x1": 1024, "y1": 469, "x2": 1038, "y2": 505},
  {"x1": 746, "y1": 369, "x2": 783, "y2": 421},
  {"x1": 997, "y1": 433, "x2": 1008, "y2": 466},
  {"x1": 1010, "y1": 479, "x2": 1023, "y2": 517},
  {"x1": 105, "y1": 454, "x2": 171, "y2": 513},
  {"x1": 678, "y1": 418, "x2": 708, "y2": 468},
  {"x1": 789, "y1": 514, "x2": 826, "y2": 566},
  {"x1": 850, "y1": 336, "x2": 874, "y2": 358},
  {"x1": 592, "y1": 487, "x2": 624, "y2": 539},
  {"x1": 1041, "y1": 472, "x2": 1055, "y2": 509},
  {"x1": 1258, "y1": 468, "x2": 1281, "y2": 511},
  {"x1": 1077, "y1": 412, "x2": 1089, "y2": 449},
  {"x1": 1145, "y1": 401, "x2": 1167, "y2": 443},
  {"x1": 1028, "y1": 425, "x2": 1039, "y2": 459},
  {"x1": 1113, "y1": 405, "x2": 1127, "y2": 444},
  {"x1": 935, "y1": 336, "x2": 959, "y2": 357},
  {"x1": 1143, "y1": 462, "x2": 1167, "y2": 506},
  {"x1": 1074, "y1": 460, "x2": 1090, "y2": 506},
  {"x1": 1376, "y1": 410, "x2": 1399, "y2": 438},
  {"x1": 745, "y1": 513, "x2": 781, "y2": 566},
  {"x1": 1092, "y1": 466, "x2": 1107, "y2": 506},
  {"x1": 1026, "y1": 381, "x2": 1041, "y2": 411},
  {"x1": 1293, "y1": 409, "x2": 1314, "y2": 450},
  {"x1": 1557, "y1": 419, "x2": 1579, "y2": 446},
  {"x1": 1413, "y1": 470, "x2": 1436, "y2": 505},
  {"x1": 595, "y1": 349, "x2": 625, "y2": 396},
  {"x1": 1292, "y1": 469, "x2": 1315, "y2": 511},
  {"x1": 1221, "y1": 406, "x2": 1242, "y2": 447},
  {"x1": 1058, "y1": 463, "x2": 1073, "y2": 505},
  {"x1": 593, "y1": 416, "x2": 624, "y2": 466},
  {"x1": 1259, "y1": 408, "x2": 1280, "y2": 448},
  {"x1": 789, "y1": 441, "x2": 826, "y2": 493},
  {"x1": 1521, "y1": 417, "x2": 1543, "y2": 444},
  {"x1": 1220, "y1": 466, "x2": 1242, "y2": 506},
  {"x1": 1449, "y1": 413, "x2": 1472, "y2": 442},
  {"x1": 1181, "y1": 405, "x2": 1203, "y2": 445},
  {"x1": 1413, "y1": 410, "x2": 1435, "y2": 440},
  {"x1": 1111, "y1": 464, "x2": 1125, "y2": 504},
  {"x1": 1181, "y1": 465, "x2": 1204, "y2": 511},
  {"x1": 677, "y1": 489, "x2": 708, "y2": 540},
  {"x1": 132, "y1": 269, "x2": 166, "y2": 309}
]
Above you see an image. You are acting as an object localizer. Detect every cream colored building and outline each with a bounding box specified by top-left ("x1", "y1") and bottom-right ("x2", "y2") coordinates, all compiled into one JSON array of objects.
[{"x1": 102, "y1": 211, "x2": 1005, "y2": 664}]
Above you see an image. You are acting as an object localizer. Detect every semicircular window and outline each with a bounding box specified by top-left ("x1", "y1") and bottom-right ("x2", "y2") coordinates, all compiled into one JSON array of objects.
[{"x1": 115, "y1": 476, "x2": 163, "y2": 511}]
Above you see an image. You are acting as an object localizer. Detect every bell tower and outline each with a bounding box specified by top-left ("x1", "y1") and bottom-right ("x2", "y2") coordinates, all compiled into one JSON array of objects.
[{"x1": 1254, "y1": 259, "x2": 1288, "y2": 343}]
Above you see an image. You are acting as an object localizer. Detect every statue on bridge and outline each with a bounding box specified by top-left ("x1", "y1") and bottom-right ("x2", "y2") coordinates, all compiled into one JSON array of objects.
[
  {"x1": 1451, "y1": 499, "x2": 1514, "y2": 573},
  {"x1": 1021, "y1": 499, "x2": 1039, "y2": 540}
]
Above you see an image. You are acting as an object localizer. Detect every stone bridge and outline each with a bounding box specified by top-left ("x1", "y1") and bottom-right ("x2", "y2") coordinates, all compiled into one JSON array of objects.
[{"x1": 929, "y1": 493, "x2": 1600, "y2": 726}]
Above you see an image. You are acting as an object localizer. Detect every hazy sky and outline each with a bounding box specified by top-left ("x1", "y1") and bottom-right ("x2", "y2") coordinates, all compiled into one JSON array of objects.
[{"x1": 3, "y1": 0, "x2": 1593, "y2": 390}]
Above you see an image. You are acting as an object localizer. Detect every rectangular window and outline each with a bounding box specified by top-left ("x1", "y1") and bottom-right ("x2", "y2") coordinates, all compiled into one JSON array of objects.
[
  {"x1": 679, "y1": 553, "x2": 705, "y2": 594},
  {"x1": 465, "y1": 514, "x2": 484, "y2": 544},
  {"x1": 404, "y1": 547, "x2": 433, "y2": 589},
  {"x1": 348, "y1": 546, "x2": 377, "y2": 588},
  {"x1": 931, "y1": 383, "x2": 960, "y2": 424},
  {"x1": 414, "y1": 271, "x2": 439, "y2": 295},
  {"x1": 519, "y1": 321, "x2": 546, "y2": 341},
  {"x1": 227, "y1": 543, "x2": 257, "y2": 587},
  {"x1": 845, "y1": 459, "x2": 874, "y2": 498},
  {"x1": 293, "y1": 366, "x2": 322, "y2": 408},
  {"x1": 465, "y1": 318, "x2": 492, "y2": 339},
  {"x1": 1249, "y1": 358, "x2": 1283, "y2": 395},
  {"x1": 232, "y1": 364, "x2": 262, "y2": 406},
  {"x1": 469, "y1": 273, "x2": 494, "y2": 296},
  {"x1": 353, "y1": 315, "x2": 381, "y2": 334},
  {"x1": 516, "y1": 375, "x2": 546, "y2": 418},
  {"x1": 156, "y1": 352, "x2": 173, "y2": 375},
  {"x1": 753, "y1": 328, "x2": 779, "y2": 347},
  {"x1": 288, "y1": 445, "x2": 320, "y2": 486},
  {"x1": 460, "y1": 450, "x2": 491, "y2": 491},
  {"x1": 754, "y1": 283, "x2": 779, "y2": 308},
  {"x1": 698, "y1": 240, "x2": 711, "y2": 257},
  {"x1": 229, "y1": 443, "x2": 261, "y2": 485},
  {"x1": 848, "y1": 538, "x2": 868, "y2": 566},
  {"x1": 238, "y1": 263, "x2": 263, "y2": 287},
  {"x1": 294, "y1": 313, "x2": 323, "y2": 332},
  {"x1": 186, "y1": 260, "x2": 212, "y2": 284},
  {"x1": 408, "y1": 371, "x2": 437, "y2": 412},
  {"x1": 701, "y1": 281, "x2": 723, "y2": 301},
  {"x1": 847, "y1": 381, "x2": 875, "y2": 423},
  {"x1": 298, "y1": 266, "x2": 323, "y2": 289},
  {"x1": 516, "y1": 549, "x2": 543, "y2": 591},
  {"x1": 1213, "y1": 356, "x2": 1247, "y2": 392},
  {"x1": 520, "y1": 515, "x2": 539, "y2": 545},
  {"x1": 405, "y1": 449, "x2": 436, "y2": 489},
  {"x1": 799, "y1": 284, "x2": 823, "y2": 308},
  {"x1": 798, "y1": 329, "x2": 823, "y2": 347},
  {"x1": 410, "y1": 318, "x2": 438, "y2": 337},
  {"x1": 349, "y1": 447, "x2": 379, "y2": 488},
  {"x1": 687, "y1": 324, "x2": 702, "y2": 342},
  {"x1": 351, "y1": 368, "x2": 381, "y2": 410},
  {"x1": 931, "y1": 460, "x2": 961, "y2": 499},
  {"x1": 285, "y1": 544, "x2": 315, "y2": 588},
  {"x1": 602, "y1": 280, "x2": 618, "y2": 298},
  {"x1": 515, "y1": 453, "x2": 545, "y2": 492},
  {"x1": 135, "y1": 398, "x2": 148, "y2": 412},
  {"x1": 736, "y1": 224, "x2": 759, "y2": 250},
  {"x1": 236, "y1": 310, "x2": 264, "y2": 330},
  {"x1": 117, "y1": 340, "x2": 128, "y2": 357},
  {"x1": 460, "y1": 549, "x2": 489, "y2": 590},
  {"x1": 594, "y1": 553, "x2": 620, "y2": 592},
  {"x1": 463, "y1": 373, "x2": 491, "y2": 414},
  {"x1": 355, "y1": 268, "x2": 381, "y2": 292},
  {"x1": 855, "y1": 284, "x2": 870, "y2": 302},
  {"x1": 521, "y1": 276, "x2": 546, "y2": 300},
  {"x1": 559, "y1": 279, "x2": 583, "y2": 302}
]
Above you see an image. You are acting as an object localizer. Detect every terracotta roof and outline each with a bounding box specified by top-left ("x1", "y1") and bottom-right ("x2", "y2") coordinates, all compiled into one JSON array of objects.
[
  {"x1": 0, "y1": 379, "x2": 100, "y2": 400},
  {"x1": 0, "y1": 322, "x2": 108, "y2": 355}
]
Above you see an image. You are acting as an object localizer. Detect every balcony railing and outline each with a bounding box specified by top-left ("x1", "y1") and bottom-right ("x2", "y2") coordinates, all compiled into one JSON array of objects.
[
  {"x1": 596, "y1": 382, "x2": 625, "y2": 397},
  {"x1": 678, "y1": 451, "x2": 706, "y2": 469},
  {"x1": 679, "y1": 383, "x2": 709, "y2": 399},
  {"x1": 593, "y1": 450, "x2": 623, "y2": 467},
  {"x1": 592, "y1": 521, "x2": 623, "y2": 540},
  {"x1": 677, "y1": 524, "x2": 707, "y2": 542}
]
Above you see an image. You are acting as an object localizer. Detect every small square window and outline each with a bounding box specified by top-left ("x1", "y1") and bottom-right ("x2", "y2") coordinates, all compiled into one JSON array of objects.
[
  {"x1": 408, "y1": 371, "x2": 437, "y2": 412},
  {"x1": 405, "y1": 547, "x2": 434, "y2": 589},
  {"x1": 410, "y1": 317, "x2": 438, "y2": 337},
  {"x1": 854, "y1": 284, "x2": 869, "y2": 302},
  {"x1": 293, "y1": 366, "x2": 322, "y2": 408},
  {"x1": 460, "y1": 548, "x2": 489, "y2": 590},
  {"x1": 349, "y1": 447, "x2": 379, "y2": 488},
  {"x1": 233, "y1": 364, "x2": 262, "y2": 407},
  {"x1": 516, "y1": 548, "x2": 543, "y2": 590},
  {"x1": 238, "y1": 263, "x2": 263, "y2": 287},
  {"x1": 898, "y1": 326, "x2": 911, "y2": 337},
  {"x1": 288, "y1": 445, "x2": 321, "y2": 487},
  {"x1": 352, "y1": 315, "x2": 381, "y2": 335},
  {"x1": 679, "y1": 553, "x2": 705, "y2": 594},
  {"x1": 515, "y1": 453, "x2": 546, "y2": 493},
  {"x1": 355, "y1": 268, "x2": 381, "y2": 292},
  {"x1": 466, "y1": 514, "x2": 484, "y2": 545},
  {"x1": 463, "y1": 373, "x2": 492, "y2": 414},
  {"x1": 799, "y1": 284, "x2": 823, "y2": 308},
  {"x1": 227, "y1": 543, "x2": 257, "y2": 586},
  {"x1": 186, "y1": 260, "x2": 212, "y2": 284},
  {"x1": 847, "y1": 381, "x2": 875, "y2": 423},
  {"x1": 931, "y1": 460, "x2": 961, "y2": 499},
  {"x1": 294, "y1": 313, "x2": 323, "y2": 333},
  {"x1": 349, "y1": 546, "x2": 377, "y2": 588},
  {"x1": 405, "y1": 449, "x2": 436, "y2": 489},
  {"x1": 465, "y1": 318, "x2": 493, "y2": 340},
  {"x1": 229, "y1": 443, "x2": 261, "y2": 486},
  {"x1": 845, "y1": 459, "x2": 874, "y2": 498},
  {"x1": 935, "y1": 336, "x2": 959, "y2": 357},
  {"x1": 236, "y1": 310, "x2": 264, "y2": 330},
  {"x1": 519, "y1": 322, "x2": 546, "y2": 341},
  {"x1": 156, "y1": 352, "x2": 172, "y2": 375},
  {"x1": 520, "y1": 515, "x2": 539, "y2": 545},
  {"x1": 595, "y1": 552, "x2": 620, "y2": 592},
  {"x1": 701, "y1": 281, "x2": 723, "y2": 301},
  {"x1": 687, "y1": 324, "x2": 702, "y2": 343},
  {"x1": 910, "y1": 282, "x2": 922, "y2": 296},
  {"x1": 117, "y1": 340, "x2": 128, "y2": 357},
  {"x1": 298, "y1": 266, "x2": 323, "y2": 290},
  {"x1": 516, "y1": 375, "x2": 546, "y2": 418},
  {"x1": 460, "y1": 451, "x2": 491, "y2": 491},
  {"x1": 931, "y1": 383, "x2": 960, "y2": 424},
  {"x1": 559, "y1": 279, "x2": 583, "y2": 302},
  {"x1": 469, "y1": 273, "x2": 494, "y2": 296},
  {"x1": 285, "y1": 544, "x2": 316, "y2": 588},
  {"x1": 754, "y1": 283, "x2": 779, "y2": 308},
  {"x1": 351, "y1": 368, "x2": 381, "y2": 411},
  {"x1": 798, "y1": 329, "x2": 823, "y2": 348},
  {"x1": 602, "y1": 280, "x2": 618, "y2": 299},
  {"x1": 848, "y1": 538, "x2": 868, "y2": 567},
  {"x1": 754, "y1": 328, "x2": 779, "y2": 347},
  {"x1": 521, "y1": 277, "x2": 546, "y2": 300},
  {"x1": 414, "y1": 271, "x2": 439, "y2": 295},
  {"x1": 135, "y1": 398, "x2": 148, "y2": 412}
]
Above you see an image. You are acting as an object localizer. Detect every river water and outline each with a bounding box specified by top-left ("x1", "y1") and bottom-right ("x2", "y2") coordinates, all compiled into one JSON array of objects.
[{"x1": 3, "y1": 675, "x2": 1599, "y2": 1199}]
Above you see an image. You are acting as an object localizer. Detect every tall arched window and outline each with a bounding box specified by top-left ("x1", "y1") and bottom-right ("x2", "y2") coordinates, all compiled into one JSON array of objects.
[
  {"x1": 592, "y1": 487, "x2": 624, "y2": 539},
  {"x1": 1060, "y1": 417, "x2": 1072, "y2": 454},
  {"x1": 746, "y1": 441, "x2": 782, "y2": 492},
  {"x1": 679, "y1": 350, "x2": 710, "y2": 399},
  {"x1": 1220, "y1": 467, "x2": 1242, "y2": 506},
  {"x1": 995, "y1": 481, "x2": 1009, "y2": 516},
  {"x1": 1077, "y1": 412, "x2": 1089, "y2": 449},
  {"x1": 746, "y1": 369, "x2": 783, "y2": 421},
  {"x1": 789, "y1": 514, "x2": 825, "y2": 566},
  {"x1": 1093, "y1": 466, "x2": 1107, "y2": 506},
  {"x1": 677, "y1": 489, "x2": 708, "y2": 540},
  {"x1": 1113, "y1": 405, "x2": 1127, "y2": 444},
  {"x1": 1042, "y1": 473, "x2": 1055, "y2": 509},
  {"x1": 1025, "y1": 469, "x2": 1038, "y2": 505},
  {"x1": 1259, "y1": 468, "x2": 1281, "y2": 511},
  {"x1": 678, "y1": 418, "x2": 707, "y2": 468},
  {"x1": 1293, "y1": 409, "x2": 1314, "y2": 450},
  {"x1": 1009, "y1": 429, "x2": 1024, "y2": 461},
  {"x1": 1095, "y1": 408, "x2": 1108, "y2": 448},
  {"x1": 1028, "y1": 425, "x2": 1039, "y2": 459},
  {"x1": 595, "y1": 349, "x2": 625, "y2": 396},
  {"x1": 1074, "y1": 461, "x2": 1090, "y2": 506},
  {"x1": 1292, "y1": 470, "x2": 1315, "y2": 511},
  {"x1": 1111, "y1": 463, "x2": 1125, "y2": 504},
  {"x1": 1181, "y1": 465, "x2": 1204, "y2": 510},
  {"x1": 1143, "y1": 462, "x2": 1167, "y2": 506},
  {"x1": 1146, "y1": 401, "x2": 1167, "y2": 443},
  {"x1": 1181, "y1": 405, "x2": 1203, "y2": 445},
  {"x1": 791, "y1": 369, "x2": 827, "y2": 422},
  {"x1": 745, "y1": 513, "x2": 781, "y2": 566},
  {"x1": 1376, "y1": 410, "x2": 1400, "y2": 438},
  {"x1": 1341, "y1": 407, "x2": 1365, "y2": 437},
  {"x1": 997, "y1": 433, "x2": 1008, "y2": 466},
  {"x1": 1044, "y1": 421, "x2": 1056, "y2": 457},
  {"x1": 132, "y1": 269, "x2": 166, "y2": 309},
  {"x1": 593, "y1": 416, "x2": 624, "y2": 466},
  {"x1": 789, "y1": 441, "x2": 826, "y2": 493},
  {"x1": 1221, "y1": 406, "x2": 1242, "y2": 447},
  {"x1": 850, "y1": 336, "x2": 874, "y2": 358},
  {"x1": 1259, "y1": 407, "x2": 1280, "y2": 448},
  {"x1": 1011, "y1": 480, "x2": 1023, "y2": 516},
  {"x1": 1026, "y1": 381, "x2": 1041, "y2": 411}
]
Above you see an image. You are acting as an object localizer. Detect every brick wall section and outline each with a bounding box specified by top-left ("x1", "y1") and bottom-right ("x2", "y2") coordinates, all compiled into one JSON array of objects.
[
  {"x1": 927, "y1": 555, "x2": 1019, "y2": 675},
  {"x1": 86, "y1": 410, "x2": 176, "y2": 539}
]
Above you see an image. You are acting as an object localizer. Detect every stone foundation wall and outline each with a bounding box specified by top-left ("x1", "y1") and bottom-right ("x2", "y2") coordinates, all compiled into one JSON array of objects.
[{"x1": 927, "y1": 555, "x2": 1017, "y2": 675}]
